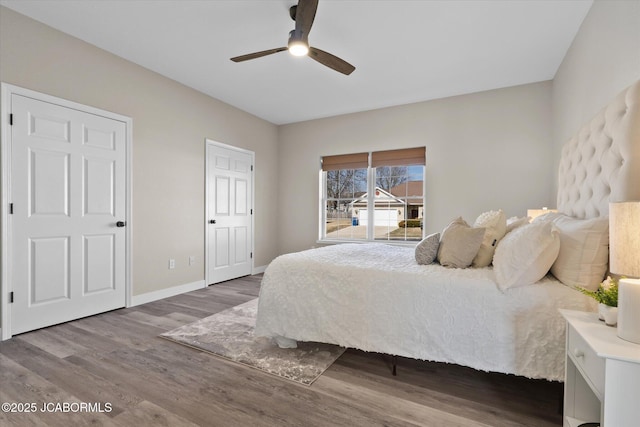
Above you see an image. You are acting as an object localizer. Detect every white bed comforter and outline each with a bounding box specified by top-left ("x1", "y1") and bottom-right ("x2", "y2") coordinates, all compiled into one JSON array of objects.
[{"x1": 255, "y1": 243, "x2": 597, "y2": 381}]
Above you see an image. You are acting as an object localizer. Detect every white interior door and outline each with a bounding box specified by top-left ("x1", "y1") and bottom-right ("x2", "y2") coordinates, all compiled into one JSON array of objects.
[
  {"x1": 206, "y1": 142, "x2": 253, "y2": 284},
  {"x1": 8, "y1": 93, "x2": 127, "y2": 335}
]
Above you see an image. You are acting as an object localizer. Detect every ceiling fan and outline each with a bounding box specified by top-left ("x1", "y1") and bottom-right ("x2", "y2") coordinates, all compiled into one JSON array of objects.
[{"x1": 230, "y1": 0, "x2": 355, "y2": 75}]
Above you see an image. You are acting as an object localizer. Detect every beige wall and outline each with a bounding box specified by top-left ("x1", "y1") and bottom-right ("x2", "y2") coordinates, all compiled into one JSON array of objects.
[
  {"x1": 0, "y1": 7, "x2": 280, "y2": 296},
  {"x1": 277, "y1": 82, "x2": 553, "y2": 255},
  {"x1": 552, "y1": 0, "x2": 640, "y2": 193},
  {"x1": 2, "y1": 0, "x2": 638, "y2": 304}
]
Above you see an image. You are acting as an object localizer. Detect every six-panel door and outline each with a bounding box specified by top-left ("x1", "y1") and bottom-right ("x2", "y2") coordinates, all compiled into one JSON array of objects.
[
  {"x1": 10, "y1": 94, "x2": 126, "y2": 335},
  {"x1": 207, "y1": 144, "x2": 252, "y2": 284}
]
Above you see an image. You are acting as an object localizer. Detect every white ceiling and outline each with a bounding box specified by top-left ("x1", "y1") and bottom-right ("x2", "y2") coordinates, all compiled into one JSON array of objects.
[{"x1": 1, "y1": 0, "x2": 593, "y2": 125}]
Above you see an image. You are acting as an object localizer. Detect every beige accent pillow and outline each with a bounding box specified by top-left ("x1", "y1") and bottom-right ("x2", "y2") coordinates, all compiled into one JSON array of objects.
[
  {"x1": 472, "y1": 210, "x2": 507, "y2": 267},
  {"x1": 415, "y1": 233, "x2": 440, "y2": 265},
  {"x1": 493, "y1": 221, "x2": 560, "y2": 291},
  {"x1": 548, "y1": 214, "x2": 609, "y2": 291},
  {"x1": 437, "y1": 217, "x2": 485, "y2": 268}
]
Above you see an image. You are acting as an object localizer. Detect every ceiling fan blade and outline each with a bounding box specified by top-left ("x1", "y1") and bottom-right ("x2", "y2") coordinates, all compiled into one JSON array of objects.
[
  {"x1": 230, "y1": 47, "x2": 287, "y2": 62},
  {"x1": 309, "y1": 47, "x2": 355, "y2": 75},
  {"x1": 295, "y1": 0, "x2": 318, "y2": 41}
]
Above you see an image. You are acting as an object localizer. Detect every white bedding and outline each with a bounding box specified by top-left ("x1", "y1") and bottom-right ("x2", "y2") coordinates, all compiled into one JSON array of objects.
[{"x1": 255, "y1": 243, "x2": 596, "y2": 381}]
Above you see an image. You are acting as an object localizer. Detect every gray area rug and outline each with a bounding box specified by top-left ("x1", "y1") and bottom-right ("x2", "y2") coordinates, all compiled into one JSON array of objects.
[{"x1": 160, "y1": 299, "x2": 345, "y2": 385}]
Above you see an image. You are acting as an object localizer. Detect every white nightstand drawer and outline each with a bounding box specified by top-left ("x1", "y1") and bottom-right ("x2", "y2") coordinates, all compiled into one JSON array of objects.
[{"x1": 568, "y1": 324, "x2": 605, "y2": 396}]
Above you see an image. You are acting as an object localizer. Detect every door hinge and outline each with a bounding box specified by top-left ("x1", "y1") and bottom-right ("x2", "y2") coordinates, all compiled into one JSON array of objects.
[
  {"x1": 250, "y1": 209, "x2": 253, "y2": 215},
  {"x1": 9, "y1": 203, "x2": 13, "y2": 214},
  {"x1": 9, "y1": 292, "x2": 14, "y2": 303},
  {"x1": 251, "y1": 165, "x2": 254, "y2": 171},
  {"x1": 9, "y1": 114, "x2": 13, "y2": 126},
  {"x1": 250, "y1": 252, "x2": 253, "y2": 259}
]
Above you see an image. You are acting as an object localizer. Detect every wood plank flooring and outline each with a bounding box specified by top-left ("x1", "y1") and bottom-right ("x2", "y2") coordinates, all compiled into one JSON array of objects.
[{"x1": 0, "y1": 275, "x2": 563, "y2": 426}]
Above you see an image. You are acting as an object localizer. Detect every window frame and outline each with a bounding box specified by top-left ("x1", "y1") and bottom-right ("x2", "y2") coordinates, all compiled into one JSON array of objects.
[{"x1": 318, "y1": 148, "x2": 426, "y2": 246}]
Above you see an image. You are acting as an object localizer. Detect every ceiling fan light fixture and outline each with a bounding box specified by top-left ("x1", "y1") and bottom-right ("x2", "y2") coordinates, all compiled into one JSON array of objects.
[
  {"x1": 231, "y1": 0, "x2": 355, "y2": 75},
  {"x1": 288, "y1": 39, "x2": 309, "y2": 57}
]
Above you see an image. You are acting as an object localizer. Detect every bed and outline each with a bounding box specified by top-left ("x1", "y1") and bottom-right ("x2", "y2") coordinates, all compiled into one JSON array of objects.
[{"x1": 255, "y1": 80, "x2": 640, "y2": 381}]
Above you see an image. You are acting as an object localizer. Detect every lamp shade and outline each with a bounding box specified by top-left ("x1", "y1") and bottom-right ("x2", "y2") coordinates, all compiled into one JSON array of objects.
[
  {"x1": 527, "y1": 208, "x2": 557, "y2": 222},
  {"x1": 609, "y1": 201, "x2": 640, "y2": 344},
  {"x1": 609, "y1": 201, "x2": 640, "y2": 277}
]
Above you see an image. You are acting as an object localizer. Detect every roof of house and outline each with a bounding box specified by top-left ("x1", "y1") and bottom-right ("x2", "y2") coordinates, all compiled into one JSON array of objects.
[
  {"x1": 350, "y1": 187, "x2": 406, "y2": 207},
  {"x1": 349, "y1": 181, "x2": 425, "y2": 206},
  {"x1": 389, "y1": 181, "x2": 423, "y2": 205},
  {"x1": 389, "y1": 181, "x2": 423, "y2": 198}
]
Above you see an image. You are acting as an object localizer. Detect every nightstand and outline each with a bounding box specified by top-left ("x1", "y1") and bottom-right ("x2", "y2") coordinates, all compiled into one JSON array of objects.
[{"x1": 561, "y1": 309, "x2": 640, "y2": 427}]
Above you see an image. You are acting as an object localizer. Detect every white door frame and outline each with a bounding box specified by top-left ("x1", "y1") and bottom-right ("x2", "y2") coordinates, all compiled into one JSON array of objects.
[
  {"x1": 0, "y1": 83, "x2": 133, "y2": 340},
  {"x1": 204, "y1": 139, "x2": 255, "y2": 285}
]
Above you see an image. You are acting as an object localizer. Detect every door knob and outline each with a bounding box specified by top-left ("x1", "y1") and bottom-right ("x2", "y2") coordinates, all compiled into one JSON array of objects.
[
  {"x1": 209, "y1": 219, "x2": 216, "y2": 224},
  {"x1": 116, "y1": 221, "x2": 126, "y2": 227}
]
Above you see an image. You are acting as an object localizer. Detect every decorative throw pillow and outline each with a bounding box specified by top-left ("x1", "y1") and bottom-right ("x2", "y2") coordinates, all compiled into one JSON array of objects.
[
  {"x1": 547, "y1": 214, "x2": 609, "y2": 291},
  {"x1": 493, "y1": 221, "x2": 560, "y2": 291},
  {"x1": 437, "y1": 217, "x2": 485, "y2": 268},
  {"x1": 472, "y1": 209, "x2": 507, "y2": 267},
  {"x1": 505, "y1": 216, "x2": 530, "y2": 234},
  {"x1": 415, "y1": 233, "x2": 440, "y2": 265}
]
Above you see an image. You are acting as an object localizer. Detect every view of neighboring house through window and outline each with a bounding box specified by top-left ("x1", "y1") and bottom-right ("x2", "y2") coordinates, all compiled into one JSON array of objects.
[
  {"x1": 323, "y1": 152, "x2": 368, "y2": 240},
  {"x1": 321, "y1": 147, "x2": 426, "y2": 243}
]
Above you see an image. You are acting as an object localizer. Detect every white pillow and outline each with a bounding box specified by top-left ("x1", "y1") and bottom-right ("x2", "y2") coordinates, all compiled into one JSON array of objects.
[
  {"x1": 505, "y1": 216, "x2": 530, "y2": 234},
  {"x1": 548, "y1": 214, "x2": 609, "y2": 291},
  {"x1": 493, "y1": 221, "x2": 560, "y2": 291},
  {"x1": 533, "y1": 211, "x2": 563, "y2": 223},
  {"x1": 415, "y1": 233, "x2": 440, "y2": 265},
  {"x1": 472, "y1": 210, "x2": 507, "y2": 267},
  {"x1": 437, "y1": 217, "x2": 485, "y2": 268}
]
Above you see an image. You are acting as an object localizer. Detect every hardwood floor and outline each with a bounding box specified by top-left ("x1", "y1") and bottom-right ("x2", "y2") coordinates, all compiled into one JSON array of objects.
[{"x1": 0, "y1": 275, "x2": 563, "y2": 426}]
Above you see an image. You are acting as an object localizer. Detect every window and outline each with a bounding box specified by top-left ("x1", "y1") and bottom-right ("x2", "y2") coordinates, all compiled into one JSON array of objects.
[
  {"x1": 320, "y1": 147, "x2": 426, "y2": 243},
  {"x1": 322, "y1": 153, "x2": 368, "y2": 240}
]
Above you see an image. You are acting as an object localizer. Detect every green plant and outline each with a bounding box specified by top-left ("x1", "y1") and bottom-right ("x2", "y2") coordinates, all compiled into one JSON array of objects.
[{"x1": 578, "y1": 276, "x2": 619, "y2": 307}]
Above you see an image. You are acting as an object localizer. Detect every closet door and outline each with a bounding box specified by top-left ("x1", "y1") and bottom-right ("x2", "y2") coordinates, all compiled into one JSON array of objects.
[
  {"x1": 206, "y1": 142, "x2": 253, "y2": 284},
  {"x1": 9, "y1": 94, "x2": 127, "y2": 335}
]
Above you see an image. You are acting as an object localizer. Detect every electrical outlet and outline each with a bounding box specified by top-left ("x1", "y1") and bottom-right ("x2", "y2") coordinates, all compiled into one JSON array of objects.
[
  {"x1": 169, "y1": 259, "x2": 175, "y2": 269},
  {"x1": 189, "y1": 255, "x2": 196, "y2": 266}
]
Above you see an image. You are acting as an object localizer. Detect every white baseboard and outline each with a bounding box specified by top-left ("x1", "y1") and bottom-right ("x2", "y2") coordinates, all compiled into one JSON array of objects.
[
  {"x1": 252, "y1": 265, "x2": 267, "y2": 275},
  {"x1": 130, "y1": 280, "x2": 206, "y2": 307}
]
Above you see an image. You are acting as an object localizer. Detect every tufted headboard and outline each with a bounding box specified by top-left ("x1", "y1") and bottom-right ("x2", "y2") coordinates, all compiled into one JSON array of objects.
[{"x1": 557, "y1": 80, "x2": 640, "y2": 219}]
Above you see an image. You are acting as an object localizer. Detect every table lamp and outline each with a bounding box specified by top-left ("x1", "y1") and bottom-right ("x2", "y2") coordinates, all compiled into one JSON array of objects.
[{"x1": 610, "y1": 201, "x2": 640, "y2": 344}]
